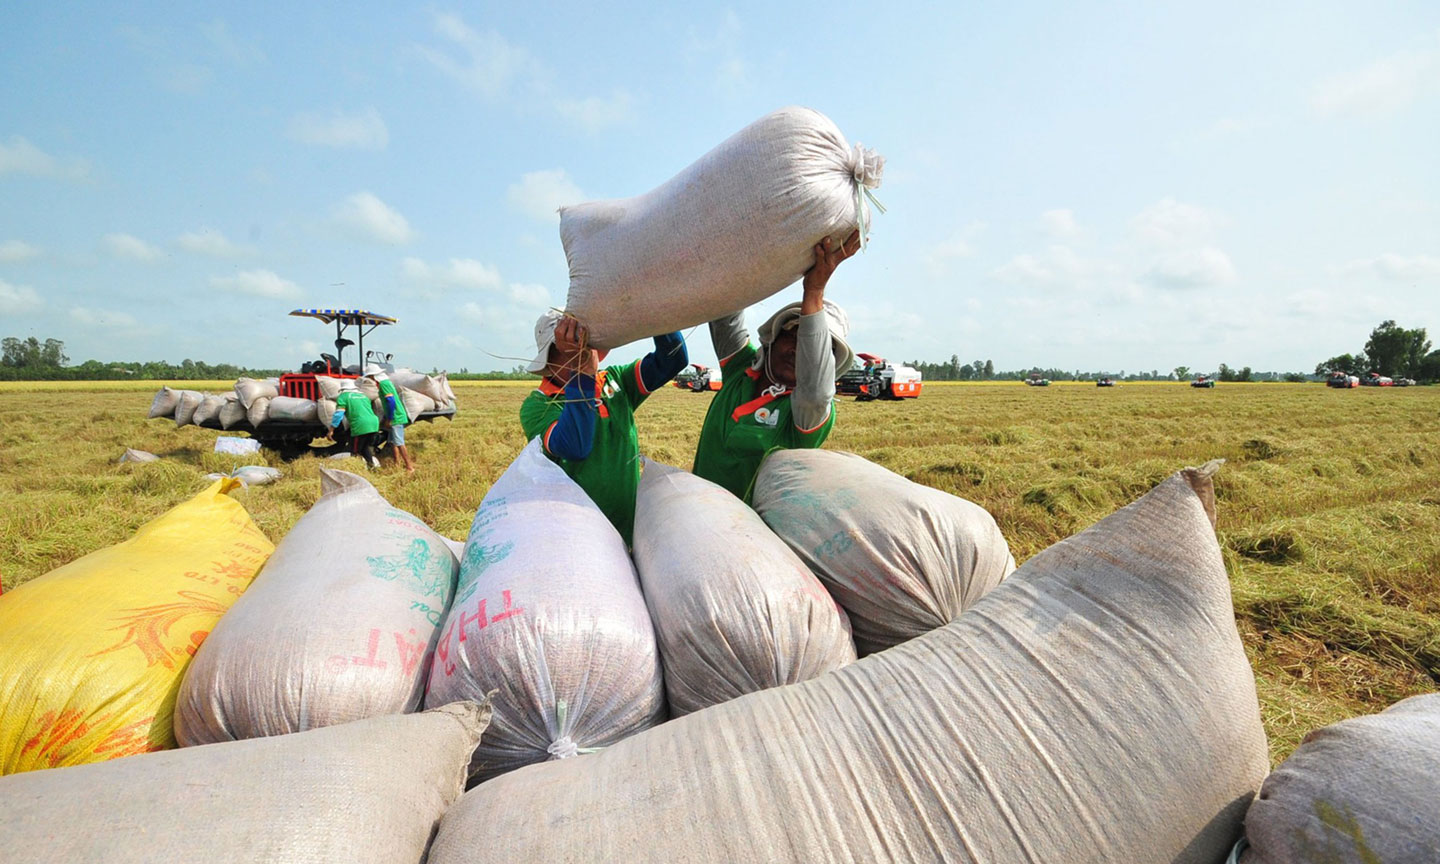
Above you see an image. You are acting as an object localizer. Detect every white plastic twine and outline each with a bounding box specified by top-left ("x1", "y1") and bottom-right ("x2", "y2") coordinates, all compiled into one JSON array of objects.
[
  {"x1": 848, "y1": 143, "x2": 887, "y2": 250},
  {"x1": 546, "y1": 736, "x2": 580, "y2": 759}
]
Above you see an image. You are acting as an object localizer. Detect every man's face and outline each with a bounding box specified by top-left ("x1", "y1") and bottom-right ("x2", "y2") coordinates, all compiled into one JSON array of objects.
[{"x1": 766, "y1": 328, "x2": 798, "y2": 387}]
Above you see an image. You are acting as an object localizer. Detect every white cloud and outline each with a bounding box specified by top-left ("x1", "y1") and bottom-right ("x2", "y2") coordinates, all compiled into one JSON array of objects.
[
  {"x1": 333, "y1": 192, "x2": 416, "y2": 245},
  {"x1": 1132, "y1": 197, "x2": 1220, "y2": 246},
  {"x1": 70, "y1": 306, "x2": 139, "y2": 328},
  {"x1": 923, "y1": 221, "x2": 985, "y2": 274},
  {"x1": 401, "y1": 257, "x2": 503, "y2": 292},
  {"x1": 458, "y1": 301, "x2": 487, "y2": 324},
  {"x1": 0, "y1": 136, "x2": 90, "y2": 180},
  {"x1": 199, "y1": 19, "x2": 265, "y2": 66},
  {"x1": 177, "y1": 228, "x2": 251, "y2": 258},
  {"x1": 554, "y1": 90, "x2": 637, "y2": 133},
  {"x1": 419, "y1": 12, "x2": 541, "y2": 100},
  {"x1": 507, "y1": 169, "x2": 584, "y2": 223},
  {"x1": 991, "y1": 245, "x2": 1088, "y2": 288},
  {"x1": 506, "y1": 282, "x2": 550, "y2": 306},
  {"x1": 287, "y1": 107, "x2": 388, "y2": 150},
  {"x1": 685, "y1": 10, "x2": 748, "y2": 97},
  {"x1": 103, "y1": 232, "x2": 164, "y2": 262},
  {"x1": 1144, "y1": 247, "x2": 1237, "y2": 289},
  {"x1": 0, "y1": 279, "x2": 42, "y2": 314},
  {"x1": 1312, "y1": 44, "x2": 1438, "y2": 117},
  {"x1": 210, "y1": 268, "x2": 301, "y2": 299},
  {"x1": 1041, "y1": 209, "x2": 1079, "y2": 238},
  {"x1": 0, "y1": 240, "x2": 40, "y2": 262},
  {"x1": 1341, "y1": 253, "x2": 1440, "y2": 282}
]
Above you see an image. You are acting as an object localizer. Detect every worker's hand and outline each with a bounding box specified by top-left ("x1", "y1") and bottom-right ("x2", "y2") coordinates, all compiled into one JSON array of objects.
[
  {"x1": 554, "y1": 316, "x2": 588, "y2": 354},
  {"x1": 325, "y1": 429, "x2": 334, "y2": 440},
  {"x1": 803, "y1": 230, "x2": 861, "y2": 299}
]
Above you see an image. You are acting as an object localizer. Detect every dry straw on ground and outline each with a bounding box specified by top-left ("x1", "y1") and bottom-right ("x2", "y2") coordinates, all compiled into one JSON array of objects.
[{"x1": 1, "y1": 378, "x2": 1436, "y2": 761}]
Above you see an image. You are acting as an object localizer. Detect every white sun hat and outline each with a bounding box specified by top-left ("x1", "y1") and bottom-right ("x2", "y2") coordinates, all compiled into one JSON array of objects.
[
  {"x1": 527, "y1": 309, "x2": 566, "y2": 374},
  {"x1": 756, "y1": 299, "x2": 855, "y2": 376}
]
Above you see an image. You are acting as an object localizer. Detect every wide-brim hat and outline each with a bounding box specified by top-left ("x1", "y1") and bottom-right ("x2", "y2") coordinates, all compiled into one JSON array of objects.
[
  {"x1": 362, "y1": 363, "x2": 388, "y2": 381},
  {"x1": 756, "y1": 300, "x2": 855, "y2": 378},
  {"x1": 527, "y1": 309, "x2": 565, "y2": 374},
  {"x1": 337, "y1": 378, "x2": 359, "y2": 393}
]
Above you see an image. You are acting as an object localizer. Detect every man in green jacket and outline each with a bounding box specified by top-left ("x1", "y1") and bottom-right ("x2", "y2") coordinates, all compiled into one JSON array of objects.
[
  {"x1": 327, "y1": 379, "x2": 382, "y2": 469},
  {"x1": 692, "y1": 231, "x2": 858, "y2": 500},
  {"x1": 365, "y1": 364, "x2": 415, "y2": 473},
  {"x1": 519, "y1": 312, "x2": 687, "y2": 545}
]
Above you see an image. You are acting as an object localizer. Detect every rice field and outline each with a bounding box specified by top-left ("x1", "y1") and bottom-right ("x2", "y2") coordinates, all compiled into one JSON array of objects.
[{"x1": 1, "y1": 378, "x2": 1436, "y2": 762}]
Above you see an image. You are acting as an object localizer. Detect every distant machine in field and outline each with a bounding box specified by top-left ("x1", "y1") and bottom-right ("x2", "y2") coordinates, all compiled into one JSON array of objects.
[
  {"x1": 836, "y1": 354, "x2": 922, "y2": 401},
  {"x1": 672, "y1": 363, "x2": 723, "y2": 392},
  {"x1": 1024, "y1": 373, "x2": 1050, "y2": 387},
  {"x1": 1191, "y1": 375, "x2": 1216, "y2": 388},
  {"x1": 1096, "y1": 377, "x2": 1116, "y2": 387},
  {"x1": 1360, "y1": 372, "x2": 1395, "y2": 387},
  {"x1": 1327, "y1": 372, "x2": 1360, "y2": 388}
]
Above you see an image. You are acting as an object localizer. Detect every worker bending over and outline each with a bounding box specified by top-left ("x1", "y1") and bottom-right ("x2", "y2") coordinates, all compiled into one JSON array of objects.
[
  {"x1": 365, "y1": 364, "x2": 415, "y2": 473},
  {"x1": 328, "y1": 379, "x2": 382, "y2": 469}
]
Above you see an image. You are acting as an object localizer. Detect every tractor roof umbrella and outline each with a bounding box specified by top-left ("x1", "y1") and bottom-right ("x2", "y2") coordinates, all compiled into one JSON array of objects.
[{"x1": 289, "y1": 308, "x2": 397, "y2": 373}]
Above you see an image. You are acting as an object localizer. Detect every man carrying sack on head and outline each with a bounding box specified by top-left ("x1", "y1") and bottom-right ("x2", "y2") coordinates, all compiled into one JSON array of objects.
[
  {"x1": 519, "y1": 312, "x2": 688, "y2": 546},
  {"x1": 365, "y1": 363, "x2": 415, "y2": 473},
  {"x1": 693, "y1": 231, "x2": 859, "y2": 501}
]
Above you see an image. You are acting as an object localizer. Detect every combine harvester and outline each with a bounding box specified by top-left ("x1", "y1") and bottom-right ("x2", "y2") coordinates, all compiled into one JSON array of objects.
[
  {"x1": 673, "y1": 363, "x2": 723, "y2": 392},
  {"x1": 1327, "y1": 372, "x2": 1360, "y2": 388},
  {"x1": 147, "y1": 309, "x2": 456, "y2": 457},
  {"x1": 836, "y1": 354, "x2": 922, "y2": 401}
]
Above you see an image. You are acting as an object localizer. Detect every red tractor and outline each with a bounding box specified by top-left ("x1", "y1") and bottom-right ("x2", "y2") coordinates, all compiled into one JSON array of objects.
[{"x1": 837, "y1": 354, "x2": 923, "y2": 401}]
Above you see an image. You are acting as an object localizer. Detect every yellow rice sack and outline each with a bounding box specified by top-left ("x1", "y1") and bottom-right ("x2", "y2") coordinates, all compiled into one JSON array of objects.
[{"x1": 0, "y1": 479, "x2": 273, "y2": 775}]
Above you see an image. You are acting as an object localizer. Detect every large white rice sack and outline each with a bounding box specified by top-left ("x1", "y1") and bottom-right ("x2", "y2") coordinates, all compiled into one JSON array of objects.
[
  {"x1": 175, "y1": 469, "x2": 459, "y2": 745},
  {"x1": 391, "y1": 368, "x2": 449, "y2": 404},
  {"x1": 753, "y1": 449, "x2": 1016, "y2": 655},
  {"x1": 0, "y1": 702, "x2": 488, "y2": 864},
  {"x1": 245, "y1": 396, "x2": 271, "y2": 428},
  {"x1": 427, "y1": 463, "x2": 1268, "y2": 864},
  {"x1": 424, "y1": 439, "x2": 664, "y2": 782},
  {"x1": 233, "y1": 377, "x2": 278, "y2": 409},
  {"x1": 1239, "y1": 693, "x2": 1440, "y2": 864},
  {"x1": 172, "y1": 390, "x2": 205, "y2": 427},
  {"x1": 191, "y1": 394, "x2": 226, "y2": 428},
  {"x1": 147, "y1": 386, "x2": 179, "y2": 419},
  {"x1": 218, "y1": 399, "x2": 247, "y2": 429},
  {"x1": 399, "y1": 386, "x2": 436, "y2": 420},
  {"x1": 561, "y1": 106, "x2": 884, "y2": 349},
  {"x1": 266, "y1": 395, "x2": 319, "y2": 423},
  {"x1": 633, "y1": 462, "x2": 855, "y2": 716},
  {"x1": 316, "y1": 397, "x2": 336, "y2": 428},
  {"x1": 315, "y1": 375, "x2": 343, "y2": 400}
]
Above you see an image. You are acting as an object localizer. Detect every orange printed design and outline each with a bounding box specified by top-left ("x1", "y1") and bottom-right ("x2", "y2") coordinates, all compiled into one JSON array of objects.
[
  {"x1": 87, "y1": 590, "x2": 230, "y2": 669},
  {"x1": 211, "y1": 559, "x2": 254, "y2": 581},
  {"x1": 21, "y1": 709, "x2": 91, "y2": 768},
  {"x1": 93, "y1": 715, "x2": 162, "y2": 758}
]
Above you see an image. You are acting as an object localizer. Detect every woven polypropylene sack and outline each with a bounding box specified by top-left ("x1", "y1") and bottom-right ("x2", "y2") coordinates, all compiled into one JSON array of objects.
[
  {"x1": 246, "y1": 396, "x2": 271, "y2": 428},
  {"x1": 315, "y1": 376, "x2": 342, "y2": 400},
  {"x1": 1239, "y1": 693, "x2": 1440, "y2": 864},
  {"x1": 561, "y1": 106, "x2": 884, "y2": 349},
  {"x1": 147, "y1": 386, "x2": 179, "y2": 419},
  {"x1": 399, "y1": 386, "x2": 436, "y2": 419},
  {"x1": 424, "y1": 439, "x2": 664, "y2": 781},
  {"x1": 191, "y1": 394, "x2": 226, "y2": 428},
  {"x1": 172, "y1": 390, "x2": 205, "y2": 427},
  {"x1": 233, "y1": 377, "x2": 278, "y2": 409},
  {"x1": 427, "y1": 463, "x2": 1267, "y2": 864},
  {"x1": 266, "y1": 395, "x2": 318, "y2": 423},
  {"x1": 753, "y1": 448, "x2": 1016, "y2": 655},
  {"x1": 218, "y1": 399, "x2": 247, "y2": 429},
  {"x1": 0, "y1": 480, "x2": 273, "y2": 775},
  {"x1": 175, "y1": 469, "x2": 458, "y2": 744},
  {"x1": 633, "y1": 461, "x2": 855, "y2": 716},
  {"x1": 391, "y1": 368, "x2": 449, "y2": 404},
  {"x1": 0, "y1": 701, "x2": 488, "y2": 864},
  {"x1": 316, "y1": 398, "x2": 336, "y2": 428}
]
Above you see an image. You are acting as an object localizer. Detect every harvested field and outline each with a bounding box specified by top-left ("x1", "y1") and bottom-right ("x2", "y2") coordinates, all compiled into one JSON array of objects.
[{"x1": 2, "y1": 379, "x2": 1436, "y2": 762}]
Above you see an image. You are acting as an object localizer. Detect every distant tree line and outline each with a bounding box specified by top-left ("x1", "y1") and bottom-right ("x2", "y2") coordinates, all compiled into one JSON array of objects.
[
  {"x1": 902, "y1": 354, "x2": 1310, "y2": 383},
  {"x1": 1315, "y1": 320, "x2": 1439, "y2": 381},
  {"x1": 0, "y1": 336, "x2": 288, "y2": 381}
]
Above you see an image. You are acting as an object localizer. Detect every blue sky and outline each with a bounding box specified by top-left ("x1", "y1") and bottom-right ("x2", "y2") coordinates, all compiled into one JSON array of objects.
[{"x1": 2, "y1": 3, "x2": 1437, "y2": 374}]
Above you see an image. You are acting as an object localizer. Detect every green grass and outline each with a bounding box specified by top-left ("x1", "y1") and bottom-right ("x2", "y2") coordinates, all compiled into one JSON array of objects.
[{"x1": 2, "y1": 379, "x2": 1436, "y2": 762}]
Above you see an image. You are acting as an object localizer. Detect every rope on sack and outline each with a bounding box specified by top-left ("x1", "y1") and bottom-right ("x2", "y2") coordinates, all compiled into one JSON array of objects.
[
  {"x1": 848, "y1": 143, "x2": 887, "y2": 251},
  {"x1": 546, "y1": 697, "x2": 604, "y2": 760}
]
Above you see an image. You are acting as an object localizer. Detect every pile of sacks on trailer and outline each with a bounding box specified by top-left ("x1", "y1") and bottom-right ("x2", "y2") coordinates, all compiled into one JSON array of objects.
[
  {"x1": 144, "y1": 369, "x2": 457, "y2": 430},
  {"x1": 3, "y1": 446, "x2": 1432, "y2": 863}
]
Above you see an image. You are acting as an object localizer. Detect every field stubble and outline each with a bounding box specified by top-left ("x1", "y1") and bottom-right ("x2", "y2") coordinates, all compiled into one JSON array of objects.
[{"x1": 1, "y1": 379, "x2": 1436, "y2": 761}]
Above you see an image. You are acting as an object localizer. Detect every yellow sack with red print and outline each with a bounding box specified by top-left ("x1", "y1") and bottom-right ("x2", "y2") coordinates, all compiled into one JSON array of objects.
[{"x1": 0, "y1": 479, "x2": 272, "y2": 775}]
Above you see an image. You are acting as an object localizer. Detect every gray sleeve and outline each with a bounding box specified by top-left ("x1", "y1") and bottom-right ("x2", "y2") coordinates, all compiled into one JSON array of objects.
[
  {"x1": 791, "y1": 311, "x2": 835, "y2": 432},
  {"x1": 708, "y1": 312, "x2": 750, "y2": 363}
]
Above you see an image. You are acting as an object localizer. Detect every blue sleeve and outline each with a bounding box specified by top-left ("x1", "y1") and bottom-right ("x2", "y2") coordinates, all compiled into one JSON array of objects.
[
  {"x1": 639, "y1": 331, "x2": 688, "y2": 393},
  {"x1": 545, "y1": 375, "x2": 598, "y2": 460},
  {"x1": 383, "y1": 394, "x2": 397, "y2": 421},
  {"x1": 330, "y1": 408, "x2": 346, "y2": 429}
]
